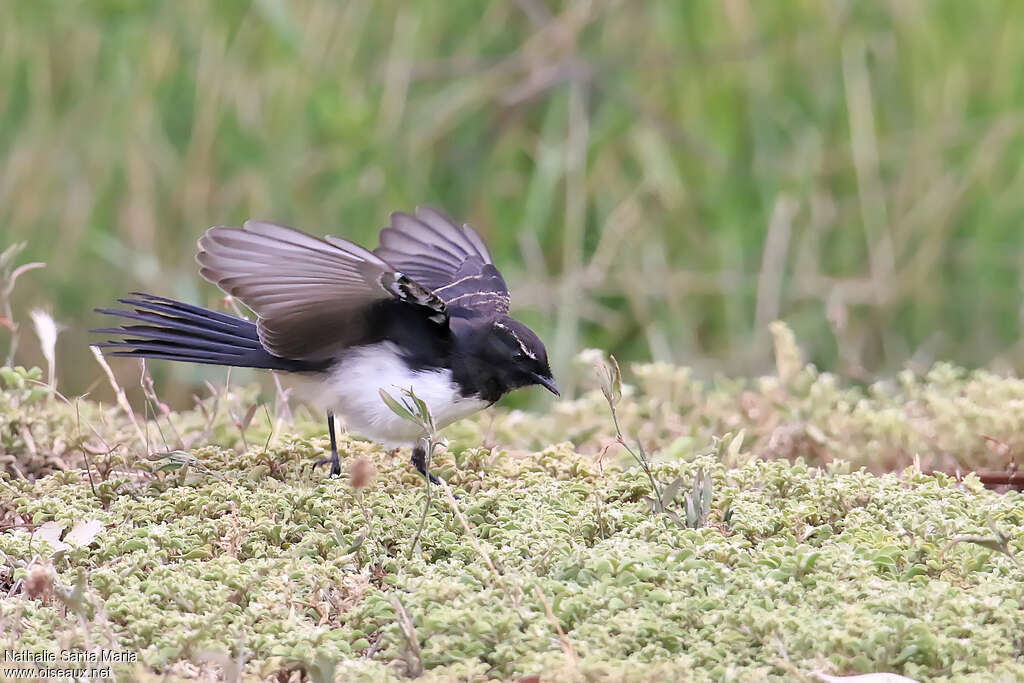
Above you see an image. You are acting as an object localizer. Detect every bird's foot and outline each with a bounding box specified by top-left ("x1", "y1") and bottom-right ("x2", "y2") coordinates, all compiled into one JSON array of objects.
[
  {"x1": 410, "y1": 446, "x2": 445, "y2": 487},
  {"x1": 312, "y1": 450, "x2": 342, "y2": 477},
  {"x1": 409, "y1": 446, "x2": 461, "y2": 497}
]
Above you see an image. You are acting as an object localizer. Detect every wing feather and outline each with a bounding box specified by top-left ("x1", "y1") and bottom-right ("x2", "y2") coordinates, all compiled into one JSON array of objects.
[
  {"x1": 373, "y1": 207, "x2": 509, "y2": 317},
  {"x1": 198, "y1": 220, "x2": 445, "y2": 360}
]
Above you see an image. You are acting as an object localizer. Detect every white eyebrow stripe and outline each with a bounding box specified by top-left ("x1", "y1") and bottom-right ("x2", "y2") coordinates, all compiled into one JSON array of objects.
[{"x1": 493, "y1": 320, "x2": 537, "y2": 359}]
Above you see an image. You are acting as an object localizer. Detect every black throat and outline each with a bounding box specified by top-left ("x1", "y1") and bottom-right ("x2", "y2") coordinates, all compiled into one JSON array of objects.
[
  {"x1": 448, "y1": 354, "x2": 511, "y2": 404},
  {"x1": 446, "y1": 316, "x2": 518, "y2": 404}
]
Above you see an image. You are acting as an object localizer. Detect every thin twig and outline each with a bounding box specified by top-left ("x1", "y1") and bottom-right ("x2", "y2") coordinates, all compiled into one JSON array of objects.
[
  {"x1": 89, "y1": 346, "x2": 146, "y2": 446},
  {"x1": 608, "y1": 393, "x2": 664, "y2": 509},
  {"x1": 389, "y1": 596, "x2": 423, "y2": 677},
  {"x1": 0, "y1": 243, "x2": 46, "y2": 365},
  {"x1": 35, "y1": 381, "x2": 124, "y2": 483},
  {"x1": 408, "y1": 437, "x2": 434, "y2": 559},
  {"x1": 271, "y1": 372, "x2": 293, "y2": 423},
  {"x1": 140, "y1": 361, "x2": 181, "y2": 450},
  {"x1": 439, "y1": 479, "x2": 514, "y2": 604},
  {"x1": 596, "y1": 353, "x2": 664, "y2": 509},
  {"x1": 534, "y1": 586, "x2": 578, "y2": 668},
  {"x1": 74, "y1": 399, "x2": 99, "y2": 500},
  {"x1": 260, "y1": 404, "x2": 275, "y2": 454}
]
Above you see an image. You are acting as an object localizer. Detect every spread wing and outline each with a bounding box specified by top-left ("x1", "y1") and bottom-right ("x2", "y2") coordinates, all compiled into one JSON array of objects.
[
  {"x1": 374, "y1": 206, "x2": 510, "y2": 318},
  {"x1": 197, "y1": 220, "x2": 446, "y2": 361}
]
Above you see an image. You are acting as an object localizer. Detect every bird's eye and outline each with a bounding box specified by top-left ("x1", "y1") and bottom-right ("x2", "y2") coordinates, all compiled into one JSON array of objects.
[{"x1": 512, "y1": 351, "x2": 526, "y2": 361}]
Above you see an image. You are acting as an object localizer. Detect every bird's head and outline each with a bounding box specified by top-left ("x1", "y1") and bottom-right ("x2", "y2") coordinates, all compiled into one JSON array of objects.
[{"x1": 483, "y1": 317, "x2": 559, "y2": 396}]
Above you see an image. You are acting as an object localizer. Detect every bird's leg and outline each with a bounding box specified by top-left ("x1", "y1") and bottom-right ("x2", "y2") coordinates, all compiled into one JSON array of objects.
[
  {"x1": 312, "y1": 411, "x2": 342, "y2": 477},
  {"x1": 327, "y1": 411, "x2": 341, "y2": 476},
  {"x1": 410, "y1": 442, "x2": 443, "y2": 486}
]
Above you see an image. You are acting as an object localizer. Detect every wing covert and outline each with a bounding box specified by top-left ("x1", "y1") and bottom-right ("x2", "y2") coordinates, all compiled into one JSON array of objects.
[{"x1": 374, "y1": 206, "x2": 510, "y2": 317}]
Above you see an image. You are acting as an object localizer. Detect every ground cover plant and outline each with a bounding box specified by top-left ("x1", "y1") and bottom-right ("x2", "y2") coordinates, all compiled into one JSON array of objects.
[
  {"x1": 2, "y1": 328, "x2": 1023, "y2": 681},
  {"x1": 5, "y1": 2, "x2": 1024, "y2": 680}
]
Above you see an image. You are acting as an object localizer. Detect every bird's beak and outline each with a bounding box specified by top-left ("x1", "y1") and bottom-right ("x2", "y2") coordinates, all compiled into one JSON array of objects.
[{"x1": 532, "y1": 372, "x2": 560, "y2": 397}]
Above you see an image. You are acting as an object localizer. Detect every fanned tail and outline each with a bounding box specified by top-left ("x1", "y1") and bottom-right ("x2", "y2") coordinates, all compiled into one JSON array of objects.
[{"x1": 92, "y1": 293, "x2": 326, "y2": 372}]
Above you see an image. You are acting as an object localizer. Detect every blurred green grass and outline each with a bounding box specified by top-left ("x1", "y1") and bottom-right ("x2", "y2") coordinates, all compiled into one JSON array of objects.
[{"x1": 3, "y1": 0, "x2": 1024, "y2": 404}]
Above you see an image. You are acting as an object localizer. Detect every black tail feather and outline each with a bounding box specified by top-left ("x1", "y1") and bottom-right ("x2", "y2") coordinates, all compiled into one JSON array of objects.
[
  {"x1": 92, "y1": 293, "x2": 325, "y2": 372},
  {"x1": 93, "y1": 307, "x2": 256, "y2": 344}
]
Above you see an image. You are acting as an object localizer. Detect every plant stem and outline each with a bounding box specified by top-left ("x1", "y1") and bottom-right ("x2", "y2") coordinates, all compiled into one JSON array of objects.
[
  {"x1": 408, "y1": 437, "x2": 434, "y2": 558},
  {"x1": 607, "y1": 395, "x2": 663, "y2": 510}
]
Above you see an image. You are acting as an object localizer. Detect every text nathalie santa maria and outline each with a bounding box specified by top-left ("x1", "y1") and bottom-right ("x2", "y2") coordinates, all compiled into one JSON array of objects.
[{"x1": 4, "y1": 649, "x2": 137, "y2": 663}]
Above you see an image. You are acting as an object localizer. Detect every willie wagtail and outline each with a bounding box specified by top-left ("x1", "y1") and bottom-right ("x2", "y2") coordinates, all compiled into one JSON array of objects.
[{"x1": 93, "y1": 207, "x2": 558, "y2": 481}]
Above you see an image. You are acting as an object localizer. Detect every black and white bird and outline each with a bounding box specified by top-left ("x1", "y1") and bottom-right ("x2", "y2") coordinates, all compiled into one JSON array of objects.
[{"x1": 93, "y1": 207, "x2": 558, "y2": 481}]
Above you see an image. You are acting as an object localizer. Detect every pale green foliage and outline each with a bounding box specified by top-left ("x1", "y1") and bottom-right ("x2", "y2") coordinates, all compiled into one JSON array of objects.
[
  {"x1": 452, "y1": 347, "x2": 1024, "y2": 473},
  {"x1": 3, "y1": 440, "x2": 1024, "y2": 681},
  {"x1": 3, "y1": 331, "x2": 1024, "y2": 679}
]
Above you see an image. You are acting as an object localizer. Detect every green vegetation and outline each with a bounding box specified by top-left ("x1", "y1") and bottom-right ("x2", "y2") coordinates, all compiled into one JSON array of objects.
[
  {"x1": 4, "y1": 2, "x2": 1024, "y2": 678},
  {"x1": 5, "y1": 1, "x2": 1024, "y2": 401},
  {"x1": 3, "y1": 333, "x2": 1024, "y2": 680}
]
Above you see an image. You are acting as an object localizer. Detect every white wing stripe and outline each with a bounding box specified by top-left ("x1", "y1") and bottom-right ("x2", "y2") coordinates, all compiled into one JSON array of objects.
[{"x1": 431, "y1": 273, "x2": 486, "y2": 293}]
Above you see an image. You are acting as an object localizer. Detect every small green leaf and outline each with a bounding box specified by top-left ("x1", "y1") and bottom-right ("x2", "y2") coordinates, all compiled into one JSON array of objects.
[
  {"x1": 345, "y1": 530, "x2": 368, "y2": 553},
  {"x1": 607, "y1": 354, "x2": 623, "y2": 404},
  {"x1": 701, "y1": 479, "x2": 712, "y2": 518},
  {"x1": 944, "y1": 534, "x2": 1018, "y2": 565},
  {"x1": 661, "y1": 477, "x2": 687, "y2": 507},
  {"x1": 379, "y1": 388, "x2": 416, "y2": 423},
  {"x1": 727, "y1": 430, "x2": 745, "y2": 460},
  {"x1": 685, "y1": 494, "x2": 698, "y2": 528},
  {"x1": 0, "y1": 366, "x2": 22, "y2": 389}
]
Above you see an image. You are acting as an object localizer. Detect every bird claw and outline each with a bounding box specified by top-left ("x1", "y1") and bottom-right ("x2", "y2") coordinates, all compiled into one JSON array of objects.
[
  {"x1": 425, "y1": 471, "x2": 461, "y2": 499},
  {"x1": 409, "y1": 446, "x2": 459, "y2": 496},
  {"x1": 312, "y1": 452, "x2": 342, "y2": 477}
]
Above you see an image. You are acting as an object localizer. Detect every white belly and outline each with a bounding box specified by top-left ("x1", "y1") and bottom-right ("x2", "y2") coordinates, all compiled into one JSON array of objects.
[{"x1": 299, "y1": 342, "x2": 489, "y2": 446}]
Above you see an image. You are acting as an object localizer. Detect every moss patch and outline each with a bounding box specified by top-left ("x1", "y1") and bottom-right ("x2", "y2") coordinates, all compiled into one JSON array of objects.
[
  {"x1": 4, "y1": 342, "x2": 1024, "y2": 680},
  {"x1": 3, "y1": 435, "x2": 1024, "y2": 681}
]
